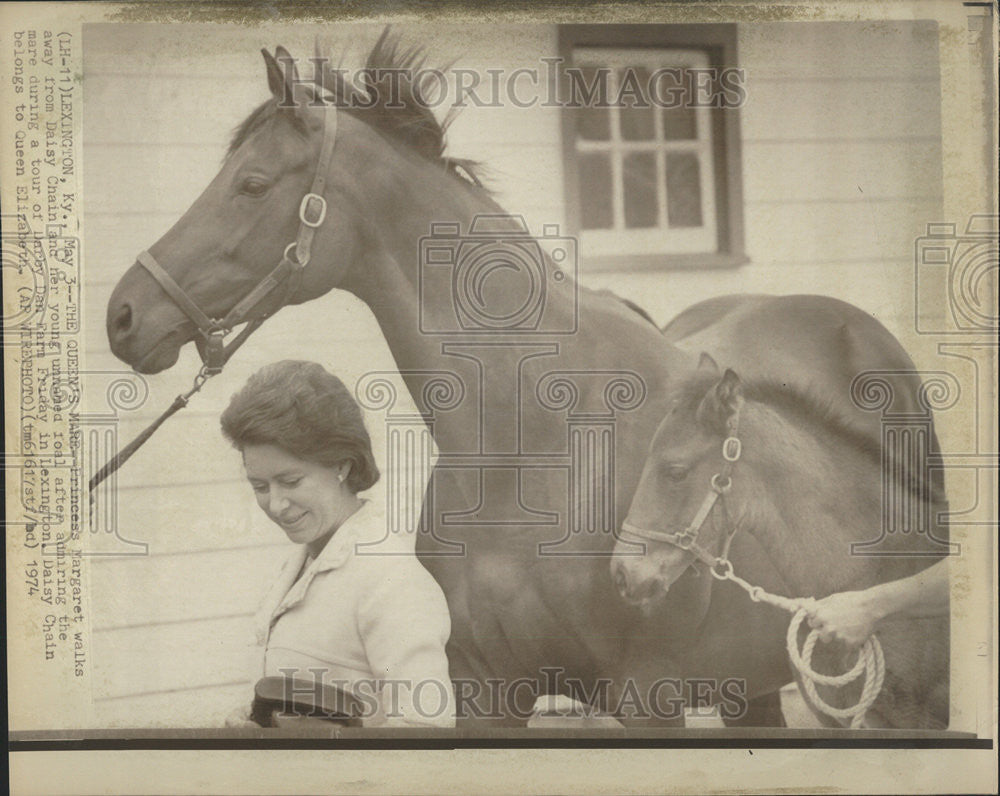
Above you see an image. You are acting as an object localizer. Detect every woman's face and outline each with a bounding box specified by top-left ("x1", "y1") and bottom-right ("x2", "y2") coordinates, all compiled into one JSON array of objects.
[{"x1": 242, "y1": 443, "x2": 354, "y2": 548}]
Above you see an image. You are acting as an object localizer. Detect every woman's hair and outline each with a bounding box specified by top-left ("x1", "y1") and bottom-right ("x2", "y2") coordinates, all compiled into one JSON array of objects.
[{"x1": 220, "y1": 360, "x2": 380, "y2": 493}]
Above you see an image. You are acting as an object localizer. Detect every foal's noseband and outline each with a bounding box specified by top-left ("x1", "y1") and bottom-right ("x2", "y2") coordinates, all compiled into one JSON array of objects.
[
  {"x1": 137, "y1": 100, "x2": 339, "y2": 375},
  {"x1": 620, "y1": 410, "x2": 743, "y2": 577}
]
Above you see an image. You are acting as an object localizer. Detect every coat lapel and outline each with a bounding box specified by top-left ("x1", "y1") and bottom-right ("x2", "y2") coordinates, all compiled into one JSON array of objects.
[
  {"x1": 253, "y1": 545, "x2": 307, "y2": 646},
  {"x1": 252, "y1": 501, "x2": 371, "y2": 646}
]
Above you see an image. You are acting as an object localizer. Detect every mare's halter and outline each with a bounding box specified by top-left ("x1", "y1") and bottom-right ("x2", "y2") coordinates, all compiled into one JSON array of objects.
[
  {"x1": 137, "y1": 101, "x2": 339, "y2": 376},
  {"x1": 620, "y1": 409, "x2": 743, "y2": 577},
  {"x1": 90, "y1": 102, "x2": 338, "y2": 493}
]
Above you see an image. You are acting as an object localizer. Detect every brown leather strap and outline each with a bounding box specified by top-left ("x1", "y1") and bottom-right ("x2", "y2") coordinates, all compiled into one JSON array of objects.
[
  {"x1": 217, "y1": 103, "x2": 339, "y2": 329},
  {"x1": 619, "y1": 410, "x2": 743, "y2": 568},
  {"x1": 88, "y1": 391, "x2": 191, "y2": 492},
  {"x1": 137, "y1": 250, "x2": 217, "y2": 332}
]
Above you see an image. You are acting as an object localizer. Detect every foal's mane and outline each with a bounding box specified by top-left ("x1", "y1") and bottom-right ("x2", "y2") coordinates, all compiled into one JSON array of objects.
[
  {"x1": 678, "y1": 368, "x2": 882, "y2": 464},
  {"x1": 741, "y1": 377, "x2": 883, "y2": 463},
  {"x1": 228, "y1": 29, "x2": 485, "y2": 188}
]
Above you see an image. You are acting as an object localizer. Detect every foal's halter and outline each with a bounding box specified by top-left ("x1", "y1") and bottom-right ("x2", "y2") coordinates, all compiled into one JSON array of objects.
[
  {"x1": 620, "y1": 410, "x2": 743, "y2": 576},
  {"x1": 90, "y1": 102, "x2": 339, "y2": 492},
  {"x1": 619, "y1": 406, "x2": 887, "y2": 727}
]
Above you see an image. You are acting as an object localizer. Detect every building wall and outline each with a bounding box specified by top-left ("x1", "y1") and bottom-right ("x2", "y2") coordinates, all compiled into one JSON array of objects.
[{"x1": 81, "y1": 20, "x2": 944, "y2": 726}]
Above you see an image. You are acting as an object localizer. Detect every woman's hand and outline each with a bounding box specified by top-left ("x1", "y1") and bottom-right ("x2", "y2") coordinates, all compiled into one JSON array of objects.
[
  {"x1": 805, "y1": 560, "x2": 951, "y2": 650},
  {"x1": 805, "y1": 590, "x2": 881, "y2": 650},
  {"x1": 224, "y1": 703, "x2": 260, "y2": 729}
]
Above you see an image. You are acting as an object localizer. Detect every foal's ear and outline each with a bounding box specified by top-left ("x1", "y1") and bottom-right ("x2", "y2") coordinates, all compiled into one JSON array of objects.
[{"x1": 696, "y1": 368, "x2": 744, "y2": 433}]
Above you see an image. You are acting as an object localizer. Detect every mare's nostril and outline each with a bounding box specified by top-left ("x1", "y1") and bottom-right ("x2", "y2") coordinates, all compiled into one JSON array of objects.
[{"x1": 113, "y1": 303, "x2": 133, "y2": 335}]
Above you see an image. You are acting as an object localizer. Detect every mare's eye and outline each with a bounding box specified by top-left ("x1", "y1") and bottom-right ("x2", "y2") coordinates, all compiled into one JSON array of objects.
[
  {"x1": 665, "y1": 464, "x2": 689, "y2": 482},
  {"x1": 239, "y1": 177, "x2": 271, "y2": 197}
]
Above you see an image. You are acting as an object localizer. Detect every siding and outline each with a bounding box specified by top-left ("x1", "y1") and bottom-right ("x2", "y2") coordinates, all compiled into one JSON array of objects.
[
  {"x1": 582, "y1": 21, "x2": 943, "y2": 350},
  {"x1": 82, "y1": 20, "x2": 944, "y2": 727}
]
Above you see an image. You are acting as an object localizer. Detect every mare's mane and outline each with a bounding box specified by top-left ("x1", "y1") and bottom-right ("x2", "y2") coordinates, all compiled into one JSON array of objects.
[
  {"x1": 228, "y1": 29, "x2": 663, "y2": 329},
  {"x1": 228, "y1": 29, "x2": 485, "y2": 188}
]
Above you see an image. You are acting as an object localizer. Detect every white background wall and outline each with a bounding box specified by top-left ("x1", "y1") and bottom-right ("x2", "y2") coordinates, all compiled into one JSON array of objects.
[{"x1": 82, "y1": 20, "x2": 949, "y2": 727}]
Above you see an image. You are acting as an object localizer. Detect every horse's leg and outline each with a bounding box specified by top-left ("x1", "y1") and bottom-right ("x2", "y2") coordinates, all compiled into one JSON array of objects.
[
  {"x1": 606, "y1": 642, "x2": 686, "y2": 728},
  {"x1": 447, "y1": 643, "x2": 529, "y2": 729},
  {"x1": 721, "y1": 689, "x2": 787, "y2": 728}
]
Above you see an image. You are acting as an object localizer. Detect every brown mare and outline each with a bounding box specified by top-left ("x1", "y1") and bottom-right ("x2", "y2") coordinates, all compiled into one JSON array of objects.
[
  {"x1": 611, "y1": 352, "x2": 950, "y2": 728},
  {"x1": 105, "y1": 35, "x2": 946, "y2": 726}
]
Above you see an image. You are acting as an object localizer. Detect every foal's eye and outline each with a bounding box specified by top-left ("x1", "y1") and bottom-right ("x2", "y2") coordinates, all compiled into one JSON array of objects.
[
  {"x1": 665, "y1": 464, "x2": 689, "y2": 482},
  {"x1": 239, "y1": 177, "x2": 271, "y2": 197}
]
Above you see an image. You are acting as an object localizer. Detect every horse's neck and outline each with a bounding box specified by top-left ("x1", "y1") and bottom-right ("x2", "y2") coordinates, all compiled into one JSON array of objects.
[
  {"x1": 338, "y1": 141, "x2": 685, "y2": 447},
  {"x1": 340, "y1": 147, "x2": 501, "y2": 361},
  {"x1": 737, "y1": 403, "x2": 884, "y2": 597}
]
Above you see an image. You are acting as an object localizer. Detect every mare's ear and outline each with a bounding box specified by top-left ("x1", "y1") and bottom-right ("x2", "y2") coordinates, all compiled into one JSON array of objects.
[
  {"x1": 262, "y1": 47, "x2": 300, "y2": 101},
  {"x1": 697, "y1": 351, "x2": 719, "y2": 373},
  {"x1": 696, "y1": 368, "x2": 744, "y2": 433},
  {"x1": 262, "y1": 48, "x2": 285, "y2": 98},
  {"x1": 263, "y1": 46, "x2": 314, "y2": 128}
]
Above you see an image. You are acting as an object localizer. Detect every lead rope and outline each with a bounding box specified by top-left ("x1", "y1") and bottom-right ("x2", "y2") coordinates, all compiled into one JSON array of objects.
[
  {"x1": 89, "y1": 312, "x2": 268, "y2": 493},
  {"x1": 716, "y1": 565, "x2": 886, "y2": 728}
]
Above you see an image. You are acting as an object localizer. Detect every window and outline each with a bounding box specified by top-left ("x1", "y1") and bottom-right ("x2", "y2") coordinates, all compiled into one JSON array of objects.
[{"x1": 558, "y1": 25, "x2": 746, "y2": 270}]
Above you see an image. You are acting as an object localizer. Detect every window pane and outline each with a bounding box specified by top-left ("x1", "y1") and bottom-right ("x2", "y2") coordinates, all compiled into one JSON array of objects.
[
  {"x1": 579, "y1": 153, "x2": 613, "y2": 229},
  {"x1": 575, "y1": 66, "x2": 610, "y2": 140},
  {"x1": 618, "y1": 66, "x2": 654, "y2": 141},
  {"x1": 666, "y1": 153, "x2": 703, "y2": 227},
  {"x1": 662, "y1": 106, "x2": 697, "y2": 140},
  {"x1": 623, "y1": 152, "x2": 657, "y2": 228}
]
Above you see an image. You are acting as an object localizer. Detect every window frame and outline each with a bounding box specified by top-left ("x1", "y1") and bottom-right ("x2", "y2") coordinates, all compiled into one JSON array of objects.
[{"x1": 558, "y1": 24, "x2": 747, "y2": 272}]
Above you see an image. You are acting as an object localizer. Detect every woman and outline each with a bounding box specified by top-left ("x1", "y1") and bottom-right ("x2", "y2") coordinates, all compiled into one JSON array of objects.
[{"x1": 221, "y1": 360, "x2": 455, "y2": 728}]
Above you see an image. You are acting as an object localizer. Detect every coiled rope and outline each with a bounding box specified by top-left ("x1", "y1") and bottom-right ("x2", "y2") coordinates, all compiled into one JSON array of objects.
[{"x1": 717, "y1": 563, "x2": 886, "y2": 728}]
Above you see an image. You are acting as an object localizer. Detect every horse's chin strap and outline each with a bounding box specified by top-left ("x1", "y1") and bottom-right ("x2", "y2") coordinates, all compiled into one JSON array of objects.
[
  {"x1": 620, "y1": 412, "x2": 743, "y2": 576},
  {"x1": 90, "y1": 102, "x2": 340, "y2": 494}
]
